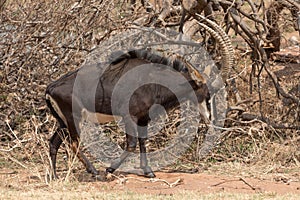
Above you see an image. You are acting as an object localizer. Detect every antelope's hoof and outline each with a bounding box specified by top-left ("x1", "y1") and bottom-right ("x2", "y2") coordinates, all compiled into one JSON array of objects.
[
  {"x1": 142, "y1": 167, "x2": 156, "y2": 178},
  {"x1": 87, "y1": 168, "x2": 99, "y2": 176},
  {"x1": 50, "y1": 173, "x2": 59, "y2": 180},
  {"x1": 145, "y1": 171, "x2": 156, "y2": 178},
  {"x1": 91, "y1": 171, "x2": 100, "y2": 178},
  {"x1": 106, "y1": 167, "x2": 116, "y2": 174}
]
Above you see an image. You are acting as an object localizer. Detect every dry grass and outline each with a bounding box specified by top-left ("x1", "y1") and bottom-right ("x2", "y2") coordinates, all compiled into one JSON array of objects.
[{"x1": 1, "y1": 188, "x2": 300, "y2": 200}]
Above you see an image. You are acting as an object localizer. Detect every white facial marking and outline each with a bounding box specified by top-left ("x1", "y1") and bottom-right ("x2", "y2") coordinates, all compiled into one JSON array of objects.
[{"x1": 199, "y1": 101, "x2": 210, "y2": 123}]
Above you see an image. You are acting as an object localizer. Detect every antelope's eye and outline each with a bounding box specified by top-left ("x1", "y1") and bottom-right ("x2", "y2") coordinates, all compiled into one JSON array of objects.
[{"x1": 182, "y1": 67, "x2": 188, "y2": 73}]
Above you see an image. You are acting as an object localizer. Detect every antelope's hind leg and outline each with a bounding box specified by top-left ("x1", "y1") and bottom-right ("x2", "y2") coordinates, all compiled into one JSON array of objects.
[
  {"x1": 70, "y1": 138, "x2": 99, "y2": 175},
  {"x1": 49, "y1": 129, "x2": 66, "y2": 179},
  {"x1": 67, "y1": 120, "x2": 99, "y2": 176}
]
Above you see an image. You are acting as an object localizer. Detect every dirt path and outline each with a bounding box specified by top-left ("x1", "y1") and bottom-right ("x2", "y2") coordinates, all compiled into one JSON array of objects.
[
  {"x1": 91, "y1": 172, "x2": 300, "y2": 195},
  {"x1": 1, "y1": 168, "x2": 300, "y2": 196}
]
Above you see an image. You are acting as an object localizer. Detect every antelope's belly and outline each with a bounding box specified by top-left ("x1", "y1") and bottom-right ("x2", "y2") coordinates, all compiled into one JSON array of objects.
[{"x1": 81, "y1": 108, "x2": 122, "y2": 124}]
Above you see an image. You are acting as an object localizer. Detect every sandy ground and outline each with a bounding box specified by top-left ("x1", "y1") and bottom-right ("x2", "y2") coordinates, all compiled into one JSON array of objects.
[
  {"x1": 94, "y1": 171, "x2": 300, "y2": 195},
  {"x1": 1, "y1": 167, "x2": 300, "y2": 196}
]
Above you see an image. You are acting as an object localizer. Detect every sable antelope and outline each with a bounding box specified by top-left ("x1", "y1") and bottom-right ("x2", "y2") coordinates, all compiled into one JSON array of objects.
[
  {"x1": 46, "y1": 48, "x2": 210, "y2": 178},
  {"x1": 46, "y1": 19, "x2": 233, "y2": 177}
]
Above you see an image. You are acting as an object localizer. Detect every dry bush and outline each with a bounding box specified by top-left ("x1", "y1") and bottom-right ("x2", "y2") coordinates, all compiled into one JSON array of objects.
[{"x1": 0, "y1": 0, "x2": 136, "y2": 178}]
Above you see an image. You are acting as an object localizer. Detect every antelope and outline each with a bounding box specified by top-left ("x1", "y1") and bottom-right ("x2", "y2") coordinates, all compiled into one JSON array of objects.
[
  {"x1": 46, "y1": 48, "x2": 211, "y2": 178},
  {"x1": 46, "y1": 16, "x2": 233, "y2": 178}
]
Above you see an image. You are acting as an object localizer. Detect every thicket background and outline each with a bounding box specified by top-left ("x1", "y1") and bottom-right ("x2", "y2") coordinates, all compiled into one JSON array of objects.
[{"x1": 0, "y1": 0, "x2": 299, "y2": 182}]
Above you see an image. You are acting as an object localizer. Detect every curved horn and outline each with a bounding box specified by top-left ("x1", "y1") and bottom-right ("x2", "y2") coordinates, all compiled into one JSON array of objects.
[
  {"x1": 196, "y1": 21, "x2": 231, "y2": 80},
  {"x1": 195, "y1": 13, "x2": 234, "y2": 81},
  {"x1": 196, "y1": 14, "x2": 234, "y2": 61}
]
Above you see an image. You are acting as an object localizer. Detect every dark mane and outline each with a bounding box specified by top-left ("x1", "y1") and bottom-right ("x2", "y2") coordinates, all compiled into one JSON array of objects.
[{"x1": 109, "y1": 49, "x2": 186, "y2": 72}]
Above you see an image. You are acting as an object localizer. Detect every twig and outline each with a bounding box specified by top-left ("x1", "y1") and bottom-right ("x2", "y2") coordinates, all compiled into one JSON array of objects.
[
  {"x1": 239, "y1": 177, "x2": 256, "y2": 190},
  {"x1": 5, "y1": 120, "x2": 21, "y2": 144},
  {"x1": 211, "y1": 178, "x2": 234, "y2": 187},
  {"x1": 241, "y1": 112, "x2": 300, "y2": 130},
  {"x1": 107, "y1": 173, "x2": 183, "y2": 188},
  {"x1": 131, "y1": 177, "x2": 183, "y2": 188},
  {"x1": 0, "y1": 139, "x2": 31, "y2": 152},
  {"x1": 6, "y1": 155, "x2": 28, "y2": 169},
  {"x1": 211, "y1": 177, "x2": 256, "y2": 190}
]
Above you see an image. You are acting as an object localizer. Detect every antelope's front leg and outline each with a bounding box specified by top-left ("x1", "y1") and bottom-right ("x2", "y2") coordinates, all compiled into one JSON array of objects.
[
  {"x1": 138, "y1": 124, "x2": 155, "y2": 178},
  {"x1": 106, "y1": 119, "x2": 138, "y2": 174}
]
